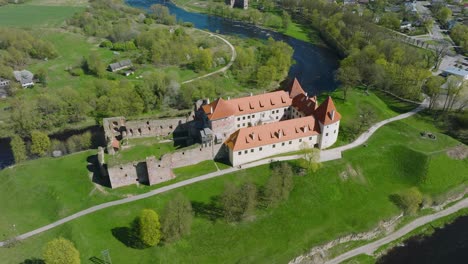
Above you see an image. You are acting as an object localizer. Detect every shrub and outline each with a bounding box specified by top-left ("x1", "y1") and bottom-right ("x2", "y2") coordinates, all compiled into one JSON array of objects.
[
  {"x1": 133, "y1": 209, "x2": 161, "y2": 247},
  {"x1": 43, "y1": 237, "x2": 80, "y2": 264},
  {"x1": 391, "y1": 187, "x2": 423, "y2": 215}
]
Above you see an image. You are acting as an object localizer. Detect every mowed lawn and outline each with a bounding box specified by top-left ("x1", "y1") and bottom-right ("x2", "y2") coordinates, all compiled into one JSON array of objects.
[
  {"x1": 1, "y1": 113, "x2": 466, "y2": 263},
  {"x1": 0, "y1": 5, "x2": 83, "y2": 28}
]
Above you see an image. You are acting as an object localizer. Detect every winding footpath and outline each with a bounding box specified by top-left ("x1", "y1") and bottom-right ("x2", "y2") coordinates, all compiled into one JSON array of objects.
[
  {"x1": 1, "y1": 98, "x2": 455, "y2": 251},
  {"x1": 182, "y1": 30, "x2": 237, "y2": 84},
  {"x1": 326, "y1": 197, "x2": 468, "y2": 264}
]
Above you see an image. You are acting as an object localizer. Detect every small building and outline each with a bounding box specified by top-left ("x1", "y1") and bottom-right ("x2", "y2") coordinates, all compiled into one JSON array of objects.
[
  {"x1": 0, "y1": 78, "x2": 9, "y2": 99},
  {"x1": 400, "y1": 21, "x2": 412, "y2": 30},
  {"x1": 442, "y1": 67, "x2": 468, "y2": 80},
  {"x1": 108, "y1": 59, "x2": 133, "y2": 72},
  {"x1": 13, "y1": 70, "x2": 34, "y2": 88}
]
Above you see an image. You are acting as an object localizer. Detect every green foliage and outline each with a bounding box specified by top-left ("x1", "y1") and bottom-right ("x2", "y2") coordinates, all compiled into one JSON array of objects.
[
  {"x1": 65, "y1": 132, "x2": 92, "y2": 153},
  {"x1": 379, "y1": 13, "x2": 400, "y2": 30},
  {"x1": 150, "y1": 4, "x2": 176, "y2": 25},
  {"x1": 100, "y1": 40, "x2": 113, "y2": 48},
  {"x1": 299, "y1": 142, "x2": 321, "y2": 172},
  {"x1": 134, "y1": 209, "x2": 162, "y2": 247},
  {"x1": 112, "y1": 41, "x2": 137, "y2": 51},
  {"x1": 424, "y1": 76, "x2": 445, "y2": 109},
  {"x1": 222, "y1": 182, "x2": 258, "y2": 222},
  {"x1": 161, "y1": 193, "x2": 193, "y2": 242},
  {"x1": 264, "y1": 162, "x2": 294, "y2": 207},
  {"x1": 10, "y1": 135, "x2": 27, "y2": 163},
  {"x1": 193, "y1": 49, "x2": 213, "y2": 72},
  {"x1": 0, "y1": 28, "x2": 57, "y2": 68},
  {"x1": 43, "y1": 237, "x2": 80, "y2": 264},
  {"x1": 84, "y1": 51, "x2": 106, "y2": 78},
  {"x1": 391, "y1": 187, "x2": 423, "y2": 215},
  {"x1": 94, "y1": 80, "x2": 144, "y2": 118},
  {"x1": 30, "y1": 131, "x2": 51, "y2": 157},
  {"x1": 451, "y1": 24, "x2": 468, "y2": 54}
]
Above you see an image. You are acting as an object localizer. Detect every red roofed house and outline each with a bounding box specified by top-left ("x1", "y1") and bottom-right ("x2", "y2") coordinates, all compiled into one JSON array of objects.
[{"x1": 198, "y1": 79, "x2": 341, "y2": 166}]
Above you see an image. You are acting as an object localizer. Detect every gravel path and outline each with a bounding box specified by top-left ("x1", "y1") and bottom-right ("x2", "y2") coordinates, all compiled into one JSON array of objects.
[
  {"x1": 326, "y1": 198, "x2": 468, "y2": 264},
  {"x1": 0, "y1": 99, "x2": 428, "y2": 247}
]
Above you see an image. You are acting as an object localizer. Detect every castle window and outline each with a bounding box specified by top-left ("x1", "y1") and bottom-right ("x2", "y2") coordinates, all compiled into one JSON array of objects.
[
  {"x1": 251, "y1": 149, "x2": 254, "y2": 153},
  {"x1": 271, "y1": 111, "x2": 274, "y2": 114},
  {"x1": 237, "y1": 117, "x2": 240, "y2": 121},
  {"x1": 248, "y1": 115, "x2": 250, "y2": 119},
  {"x1": 289, "y1": 141, "x2": 292, "y2": 144},
  {"x1": 276, "y1": 117, "x2": 279, "y2": 120},
  {"x1": 244, "y1": 150, "x2": 248, "y2": 154},
  {"x1": 276, "y1": 110, "x2": 279, "y2": 113},
  {"x1": 259, "y1": 147, "x2": 263, "y2": 151},
  {"x1": 309, "y1": 137, "x2": 312, "y2": 140},
  {"x1": 282, "y1": 142, "x2": 285, "y2": 146},
  {"x1": 238, "y1": 152, "x2": 241, "y2": 155},
  {"x1": 334, "y1": 130, "x2": 337, "y2": 134},
  {"x1": 299, "y1": 139, "x2": 302, "y2": 142},
  {"x1": 272, "y1": 144, "x2": 276, "y2": 148},
  {"x1": 252, "y1": 114, "x2": 255, "y2": 118},
  {"x1": 326, "y1": 133, "x2": 329, "y2": 136},
  {"x1": 237, "y1": 124, "x2": 240, "y2": 128}
]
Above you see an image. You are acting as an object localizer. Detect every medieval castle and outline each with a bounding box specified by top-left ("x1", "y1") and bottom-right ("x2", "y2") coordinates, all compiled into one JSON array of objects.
[{"x1": 100, "y1": 79, "x2": 341, "y2": 188}]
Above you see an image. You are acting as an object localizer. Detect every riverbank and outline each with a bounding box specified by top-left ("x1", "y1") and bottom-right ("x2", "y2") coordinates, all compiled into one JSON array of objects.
[{"x1": 169, "y1": 0, "x2": 322, "y2": 45}]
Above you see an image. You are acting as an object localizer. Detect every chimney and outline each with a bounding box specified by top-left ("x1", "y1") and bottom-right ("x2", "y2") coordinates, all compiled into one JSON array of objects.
[
  {"x1": 304, "y1": 125, "x2": 308, "y2": 132},
  {"x1": 305, "y1": 92, "x2": 308, "y2": 97},
  {"x1": 210, "y1": 106, "x2": 213, "y2": 114},
  {"x1": 227, "y1": 96, "x2": 230, "y2": 100},
  {"x1": 278, "y1": 129, "x2": 283, "y2": 138},
  {"x1": 250, "y1": 92, "x2": 253, "y2": 97},
  {"x1": 330, "y1": 110, "x2": 335, "y2": 120},
  {"x1": 250, "y1": 132, "x2": 255, "y2": 140},
  {"x1": 206, "y1": 98, "x2": 210, "y2": 104}
]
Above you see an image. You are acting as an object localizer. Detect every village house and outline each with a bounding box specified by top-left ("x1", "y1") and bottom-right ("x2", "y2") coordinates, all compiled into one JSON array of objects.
[
  {"x1": 13, "y1": 70, "x2": 34, "y2": 88},
  {"x1": 0, "y1": 78, "x2": 9, "y2": 99},
  {"x1": 198, "y1": 79, "x2": 341, "y2": 166},
  {"x1": 108, "y1": 59, "x2": 133, "y2": 72}
]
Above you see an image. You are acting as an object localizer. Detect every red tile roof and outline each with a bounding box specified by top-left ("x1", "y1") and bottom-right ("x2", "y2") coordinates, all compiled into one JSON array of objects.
[
  {"x1": 292, "y1": 94, "x2": 318, "y2": 116},
  {"x1": 202, "y1": 90, "x2": 292, "y2": 120},
  {"x1": 225, "y1": 116, "x2": 319, "y2": 151},
  {"x1": 289, "y1": 78, "x2": 306, "y2": 99},
  {"x1": 314, "y1": 96, "x2": 341, "y2": 125},
  {"x1": 111, "y1": 138, "x2": 120, "y2": 149}
]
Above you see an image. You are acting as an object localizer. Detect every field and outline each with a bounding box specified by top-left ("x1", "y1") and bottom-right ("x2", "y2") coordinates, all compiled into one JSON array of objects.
[
  {"x1": 0, "y1": 4, "x2": 83, "y2": 28},
  {"x1": 0, "y1": 108, "x2": 466, "y2": 263}
]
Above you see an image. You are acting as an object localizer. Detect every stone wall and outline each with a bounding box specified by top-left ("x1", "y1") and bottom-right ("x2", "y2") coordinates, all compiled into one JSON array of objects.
[{"x1": 107, "y1": 143, "x2": 224, "y2": 188}]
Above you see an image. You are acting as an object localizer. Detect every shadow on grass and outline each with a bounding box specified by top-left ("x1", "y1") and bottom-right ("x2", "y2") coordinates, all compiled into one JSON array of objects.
[
  {"x1": 191, "y1": 196, "x2": 224, "y2": 221},
  {"x1": 20, "y1": 258, "x2": 44, "y2": 264},
  {"x1": 86, "y1": 154, "x2": 111, "y2": 188},
  {"x1": 111, "y1": 226, "x2": 146, "y2": 249}
]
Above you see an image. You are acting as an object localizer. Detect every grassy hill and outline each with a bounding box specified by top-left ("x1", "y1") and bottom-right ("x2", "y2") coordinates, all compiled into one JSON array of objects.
[{"x1": 0, "y1": 108, "x2": 466, "y2": 263}]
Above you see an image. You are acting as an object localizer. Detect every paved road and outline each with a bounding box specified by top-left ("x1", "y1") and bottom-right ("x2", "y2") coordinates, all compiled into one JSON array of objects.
[
  {"x1": 182, "y1": 30, "x2": 236, "y2": 84},
  {"x1": 326, "y1": 197, "x2": 468, "y2": 264},
  {"x1": 0, "y1": 99, "x2": 427, "y2": 247}
]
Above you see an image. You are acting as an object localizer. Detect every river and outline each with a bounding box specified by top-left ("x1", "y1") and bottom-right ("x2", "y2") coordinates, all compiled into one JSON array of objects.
[
  {"x1": 126, "y1": 0, "x2": 340, "y2": 95},
  {"x1": 378, "y1": 215, "x2": 468, "y2": 264}
]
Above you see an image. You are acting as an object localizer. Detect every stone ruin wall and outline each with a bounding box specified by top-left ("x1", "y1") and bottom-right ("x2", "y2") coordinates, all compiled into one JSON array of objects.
[{"x1": 106, "y1": 143, "x2": 225, "y2": 188}]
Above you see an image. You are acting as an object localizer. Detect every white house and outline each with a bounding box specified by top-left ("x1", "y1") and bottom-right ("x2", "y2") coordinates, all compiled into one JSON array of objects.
[{"x1": 199, "y1": 79, "x2": 342, "y2": 166}]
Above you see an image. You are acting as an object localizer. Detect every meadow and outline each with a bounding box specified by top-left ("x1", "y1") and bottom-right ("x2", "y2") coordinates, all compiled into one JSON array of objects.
[
  {"x1": 0, "y1": 4, "x2": 83, "y2": 28},
  {"x1": 0, "y1": 108, "x2": 466, "y2": 263}
]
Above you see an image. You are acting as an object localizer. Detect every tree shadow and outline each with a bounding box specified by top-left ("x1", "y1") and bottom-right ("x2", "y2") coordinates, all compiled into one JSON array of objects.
[
  {"x1": 111, "y1": 225, "x2": 146, "y2": 249},
  {"x1": 89, "y1": 256, "x2": 106, "y2": 264},
  {"x1": 191, "y1": 196, "x2": 224, "y2": 221},
  {"x1": 20, "y1": 258, "x2": 45, "y2": 264},
  {"x1": 86, "y1": 154, "x2": 111, "y2": 188}
]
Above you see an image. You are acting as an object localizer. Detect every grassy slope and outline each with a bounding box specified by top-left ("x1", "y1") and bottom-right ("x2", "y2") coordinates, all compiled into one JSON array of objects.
[{"x1": 1, "y1": 112, "x2": 466, "y2": 263}]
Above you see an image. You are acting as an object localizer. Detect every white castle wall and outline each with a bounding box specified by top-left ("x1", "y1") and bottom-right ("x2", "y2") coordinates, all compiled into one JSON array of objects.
[{"x1": 319, "y1": 120, "x2": 340, "y2": 149}]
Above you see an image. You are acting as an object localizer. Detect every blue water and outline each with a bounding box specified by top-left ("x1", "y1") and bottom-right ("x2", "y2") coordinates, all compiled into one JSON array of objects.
[{"x1": 126, "y1": 0, "x2": 340, "y2": 95}]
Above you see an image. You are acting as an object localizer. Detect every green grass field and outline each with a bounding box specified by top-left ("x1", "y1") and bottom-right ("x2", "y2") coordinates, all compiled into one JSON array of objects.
[
  {"x1": 0, "y1": 5, "x2": 83, "y2": 28},
  {"x1": 0, "y1": 111, "x2": 466, "y2": 263}
]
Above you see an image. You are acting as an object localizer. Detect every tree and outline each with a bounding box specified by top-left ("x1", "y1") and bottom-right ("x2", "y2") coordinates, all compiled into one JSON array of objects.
[
  {"x1": 84, "y1": 52, "x2": 106, "y2": 78},
  {"x1": 35, "y1": 68, "x2": 48, "y2": 87},
  {"x1": 193, "y1": 49, "x2": 213, "y2": 72},
  {"x1": 221, "y1": 182, "x2": 258, "y2": 222},
  {"x1": 391, "y1": 187, "x2": 423, "y2": 215},
  {"x1": 299, "y1": 142, "x2": 321, "y2": 172},
  {"x1": 281, "y1": 10, "x2": 291, "y2": 30},
  {"x1": 424, "y1": 76, "x2": 444, "y2": 109},
  {"x1": 336, "y1": 66, "x2": 361, "y2": 101},
  {"x1": 10, "y1": 135, "x2": 27, "y2": 163},
  {"x1": 30, "y1": 131, "x2": 51, "y2": 157},
  {"x1": 43, "y1": 237, "x2": 80, "y2": 264},
  {"x1": 264, "y1": 162, "x2": 294, "y2": 206},
  {"x1": 134, "y1": 209, "x2": 161, "y2": 247},
  {"x1": 161, "y1": 193, "x2": 193, "y2": 242},
  {"x1": 379, "y1": 13, "x2": 400, "y2": 30},
  {"x1": 435, "y1": 7, "x2": 452, "y2": 25}
]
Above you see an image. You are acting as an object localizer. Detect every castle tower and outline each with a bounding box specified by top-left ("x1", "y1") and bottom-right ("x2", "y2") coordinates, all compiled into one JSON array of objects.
[{"x1": 314, "y1": 96, "x2": 341, "y2": 149}]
